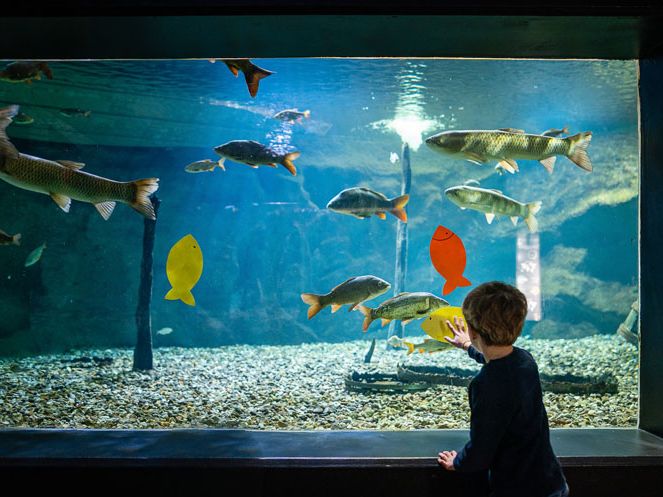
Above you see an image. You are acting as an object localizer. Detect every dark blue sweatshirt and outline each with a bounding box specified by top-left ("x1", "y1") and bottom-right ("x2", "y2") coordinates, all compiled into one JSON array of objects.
[{"x1": 453, "y1": 346, "x2": 567, "y2": 497}]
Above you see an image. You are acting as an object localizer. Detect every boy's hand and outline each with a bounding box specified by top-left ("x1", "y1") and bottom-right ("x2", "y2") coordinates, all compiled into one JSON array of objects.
[
  {"x1": 437, "y1": 450, "x2": 457, "y2": 471},
  {"x1": 444, "y1": 316, "x2": 471, "y2": 351}
]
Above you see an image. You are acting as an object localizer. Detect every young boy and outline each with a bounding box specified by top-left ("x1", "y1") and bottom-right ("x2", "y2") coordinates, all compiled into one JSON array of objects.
[{"x1": 437, "y1": 281, "x2": 569, "y2": 497}]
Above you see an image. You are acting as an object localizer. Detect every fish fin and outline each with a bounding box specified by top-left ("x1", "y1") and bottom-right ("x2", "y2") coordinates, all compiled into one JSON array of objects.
[
  {"x1": 485, "y1": 213, "x2": 495, "y2": 224},
  {"x1": 224, "y1": 63, "x2": 239, "y2": 76},
  {"x1": 389, "y1": 194, "x2": 409, "y2": 222},
  {"x1": 267, "y1": 163, "x2": 278, "y2": 168},
  {"x1": 402, "y1": 319, "x2": 413, "y2": 326},
  {"x1": 165, "y1": 288, "x2": 196, "y2": 306},
  {"x1": 443, "y1": 275, "x2": 472, "y2": 296},
  {"x1": 94, "y1": 201, "x2": 116, "y2": 220},
  {"x1": 280, "y1": 151, "x2": 300, "y2": 176},
  {"x1": 405, "y1": 342, "x2": 415, "y2": 355},
  {"x1": 464, "y1": 152, "x2": 487, "y2": 164},
  {"x1": 301, "y1": 293, "x2": 325, "y2": 319},
  {"x1": 50, "y1": 193, "x2": 71, "y2": 213},
  {"x1": 460, "y1": 206, "x2": 467, "y2": 210},
  {"x1": 525, "y1": 201, "x2": 542, "y2": 233},
  {"x1": 381, "y1": 318, "x2": 392, "y2": 327},
  {"x1": 0, "y1": 105, "x2": 19, "y2": 159},
  {"x1": 497, "y1": 128, "x2": 525, "y2": 133},
  {"x1": 303, "y1": 110, "x2": 311, "y2": 119},
  {"x1": 56, "y1": 160, "x2": 85, "y2": 170},
  {"x1": 539, "y1": 156, "x2": 556, "y2": 174},
  {"x1": 348, "y1": 302, "x2": 360, "y2": 312},
  {"x1": 566, "y1": 132, "x2": 593, "y2": 172},
  {"x1": 510, "y1": 216, "x2": 519, "y2": 226},
  {"x1": 217, "y1": 158, "x2": 226, "y2": 171},
  {"x1": 130, "y1": 178, "x2": 159, "y2": 220},
  {"x1": 497, "y1": 159, "x2": 518, "y2": 173},
  {"x1": 331, "y1": 303, "x2": 342, "y2": 313},
  {"x1": 38, "y1": 62, "x2": 53, "y2": 80},
  {"x1": 243, "y1": 61, "x2": 274, "y2": 97},
  {"x1": 356, "y1": 304, "x2": 374, "y2": 332},
  {"x1": 248, "y1": 164, "x2": 259, "y2": 168},
  {"x1": 376, "y1": 212, "x2": 387, "y2": 220},
  {"x1": 12, "y1": 233, "x2": 21, "y2": 246}
]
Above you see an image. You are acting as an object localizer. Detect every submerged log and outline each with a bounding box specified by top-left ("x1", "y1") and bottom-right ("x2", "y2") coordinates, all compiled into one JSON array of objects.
[
  {"x1": 364, "y1": 338, "x2": 377, "y2": 363},
  {"x1": 133, "y1": 195, "x2": 160, "y2": 371},
  {"x1": 396, "y1": 364, "x2": 619, "y2": 395},
  {"x1": 387, "y1": 142, "x2": 411, "y2": 347}
]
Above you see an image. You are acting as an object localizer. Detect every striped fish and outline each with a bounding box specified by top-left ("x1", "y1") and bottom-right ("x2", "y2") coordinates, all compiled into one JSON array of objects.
[
  {"x1": 425, "y1": 128, "x2": 592, "y2": 174},
  {"x1": 445, "y1": 184, "x2": 542, "y2": 232},
  {"x1": 0, "y1": 105, "x2": 159, "y2": 220}
]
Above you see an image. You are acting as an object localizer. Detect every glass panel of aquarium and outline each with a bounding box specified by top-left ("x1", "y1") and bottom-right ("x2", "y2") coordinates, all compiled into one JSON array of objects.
[{"x1": 0, "y1": 58, "x2": 638, "y2": 430}]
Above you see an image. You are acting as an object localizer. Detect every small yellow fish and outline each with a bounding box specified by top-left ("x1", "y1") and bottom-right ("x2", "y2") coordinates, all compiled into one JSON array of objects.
[
  {"x1": 164, "y1": 234, "x2": 203, "y2": 307},
  {"x1": 421, "y1": 306, "x2": 465, "y2": 343}
]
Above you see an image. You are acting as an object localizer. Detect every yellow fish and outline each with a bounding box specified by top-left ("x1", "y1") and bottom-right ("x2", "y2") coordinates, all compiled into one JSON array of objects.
[
  {"x1": 164, "y1": 234, "x2": 203, "y2": 306},
  {"x1": 421, "y1": 306, "x2": 465, "y2": 343}
]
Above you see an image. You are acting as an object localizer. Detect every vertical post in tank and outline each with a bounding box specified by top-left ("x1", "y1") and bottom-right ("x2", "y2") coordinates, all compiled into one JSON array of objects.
[
  {"x1": 133, "y1": 195, "x2": 160, "y2": 371},
  {"x1": 387, "y1": 143, "x2": 411, "y2": 345}
]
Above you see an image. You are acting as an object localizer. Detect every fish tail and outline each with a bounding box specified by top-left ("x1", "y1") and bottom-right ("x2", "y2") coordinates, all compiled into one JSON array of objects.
[
  {"x1": 130, "y1": 178, "x2": 160, "y2": 220},
  {"x1": 301, "y1": 293, "x2": 326, "y2": 319},
  {"x1": 566, "y1": 132, "x2": 593, "y2": 172},
  {"x1": 303, "y1": 110, "x2": 311, "y2": 119},
  {"x1": 443, "y1": 275, "x2": 472, "y2": 296},
  {"x1": 405, "y1": 342, "x2": 415, "y2": 355},
  {"x1": 165, "y1": 287, "x2": 196, "y2": 306},
  {"x1": 38, "y1": 62, "x2": 53, "y2": 80},
  {"x1": 0, "y1": 105, "x2": 19, "y2": 158},
  {"x1": 281, "y1": 151, "x2": 300, "y2": 176},
  {"x1": 356, "y1": 304, "x2": 375, "y2": 332},
  {"x1": 389, "y1": 194, "x2": 409, "y2": 222},
  {"x1": 244, "y1": 61, "x2": 274, "y2": 97},
  {"x1": 525, "y1": 201, "x2": 542, "y2": 233},
  {"x1": 12, "y1": 233, "x2": 21, "y2": 246},
  {"x1": 217, "y1": 158, "x2": 226, "y2": 171}
]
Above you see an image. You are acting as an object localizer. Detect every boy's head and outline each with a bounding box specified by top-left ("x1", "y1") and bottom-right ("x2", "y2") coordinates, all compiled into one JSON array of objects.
[{"x1": 462, "y1": 281, "x2": 527, "y2": 346}]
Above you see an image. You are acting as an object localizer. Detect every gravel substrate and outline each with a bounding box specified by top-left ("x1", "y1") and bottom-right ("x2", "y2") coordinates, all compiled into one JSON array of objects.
[{"x1": 0, "y1": 335, "x2": 638, "y2": 430}]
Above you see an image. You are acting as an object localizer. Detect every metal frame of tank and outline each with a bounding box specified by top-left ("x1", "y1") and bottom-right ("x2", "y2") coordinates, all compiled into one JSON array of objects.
[{"x1": 1, "y1": 2, "x2": 663, "y2": 495}]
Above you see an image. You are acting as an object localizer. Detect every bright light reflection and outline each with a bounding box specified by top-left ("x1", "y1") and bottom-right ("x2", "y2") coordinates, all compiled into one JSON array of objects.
[{"x1": 387, "y1": 113, "x2": 438, "y2": 151}]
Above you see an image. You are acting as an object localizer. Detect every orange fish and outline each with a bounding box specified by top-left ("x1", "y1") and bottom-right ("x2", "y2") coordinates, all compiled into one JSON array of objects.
[{"x1": 429, "y1": 225, "x2": 472, "y2": 295}]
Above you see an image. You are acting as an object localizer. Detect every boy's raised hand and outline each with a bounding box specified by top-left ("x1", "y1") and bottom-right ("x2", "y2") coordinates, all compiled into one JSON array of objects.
[
  {"x1": 444, "y1": 315, "x2": 471, "y2": 350},
  {"x1": 437, "y1": 450, "x2": 457, "y2": 471}
]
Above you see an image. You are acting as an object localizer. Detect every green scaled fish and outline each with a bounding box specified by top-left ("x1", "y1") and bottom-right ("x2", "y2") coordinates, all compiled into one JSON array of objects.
[
  {"x1": 425, "y1": 127, "x2": 592, "y2": 174},
  {"x1": 445, "y1": 184, "x2": 542, "y2": 232},
  {"x1": 0, "y1": 105, "x2": 159, "y2": 220},
  {"x1": 356, "y1": 292, "x2": 449, "y2": 332}
]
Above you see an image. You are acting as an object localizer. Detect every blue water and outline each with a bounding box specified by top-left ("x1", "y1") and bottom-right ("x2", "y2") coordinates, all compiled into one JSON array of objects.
[{"x1": 0, "y1": 59, "x2": 638, "y2": 355}]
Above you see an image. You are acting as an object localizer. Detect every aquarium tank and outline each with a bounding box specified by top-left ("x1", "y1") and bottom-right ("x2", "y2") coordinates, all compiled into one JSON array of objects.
[{"x1": 0, "y1": 58, "x2": 638, "y2": 430}]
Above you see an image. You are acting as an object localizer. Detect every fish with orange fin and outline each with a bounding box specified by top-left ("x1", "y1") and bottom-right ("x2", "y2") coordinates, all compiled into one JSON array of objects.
[
  {"x1": 0, "y1": 105, "x2": 159, "y2": 220},
  {"x1": 0, "y1": 61, "x2": 53, "y2": 83},
  {"x1": 326, "y1": 187, "x2": 409, "y2": 222},
  {"x1": 217, "y1": 59, "x2": 274, "y2": 98},
  {"x1": 356, "y1": 292, "x2": 448, "y2": 332},
  {"x1": 214, "y1": 140, "x2": 300, "y2": 176},
  {"x1": 429, "y1": 225, "x2": 472, "y2": 296},
  {"x1": 301, "y1": 275, "x2": 390, "y2": 319}
]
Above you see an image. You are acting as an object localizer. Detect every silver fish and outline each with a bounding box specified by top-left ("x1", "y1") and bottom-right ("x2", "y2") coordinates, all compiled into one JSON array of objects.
[
  {"x1": 156, "y1": 327, "x2": 174, "y2": 335},
  {"x1": 327, "y1": 187, "x2": 409, "y2": 222},
  {"x1": 387, "y1": 335, "x2": 451, "y2": 355},
  {"x1": 425, "y1": 128, "x2": 592, "y2": 174},
  {"x1": 301, "y1": 275, "x2": 391, "y2": 319},
  {"x1": 214, "y1": 140, "x2": 300, "y2": 176},
  {"x1": 273, "y1": 109, "x2": 311, "y2": 122},
  {"x1": 184, "y1": 159, "x2": 225, "y2": 173},
  {"x1": 59, "y1": 108, "x2": 91, "y2": 118},
  {"x1": 445, "y1": 185, "x2": 542, "y2": 232},
  {"x1": 356, "y1": 292, "x2": 449, "y2": 331},
  {"x1": 25, "y1": 242, "x2": 46, "y2": 267}
]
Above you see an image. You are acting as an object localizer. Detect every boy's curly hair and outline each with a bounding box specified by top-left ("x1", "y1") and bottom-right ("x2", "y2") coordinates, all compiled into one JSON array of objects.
[{"x1": 462, "y1": 281, "x2": 527, "y2": 346}]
